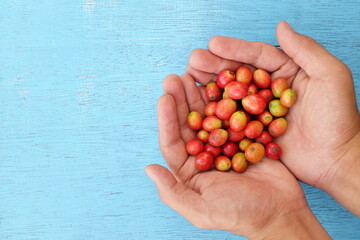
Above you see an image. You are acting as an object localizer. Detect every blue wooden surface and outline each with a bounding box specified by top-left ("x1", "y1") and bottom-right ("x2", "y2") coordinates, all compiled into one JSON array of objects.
[{"x1": 0, "y1": 0, "x2": 359, "y2": 239}]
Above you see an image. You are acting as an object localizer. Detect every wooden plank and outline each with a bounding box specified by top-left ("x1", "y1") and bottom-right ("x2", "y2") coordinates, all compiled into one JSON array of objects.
[{"x1": 0, "y1": 0, "x2": 359, "y2": 239}]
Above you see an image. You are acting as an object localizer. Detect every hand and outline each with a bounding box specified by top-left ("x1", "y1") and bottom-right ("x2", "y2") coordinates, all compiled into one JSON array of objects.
[
  {"x1": 146, "y1": 74, "x2": 330, "y2": 239},
  {"x1": 186, "y1": 21, "x2": 360, "y2": 216}
]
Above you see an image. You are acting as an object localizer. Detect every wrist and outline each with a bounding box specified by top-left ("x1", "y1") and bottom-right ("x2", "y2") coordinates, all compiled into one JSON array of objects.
[
  {"x1": 247, "y1": 206, "x2": 331, "y2": 240},
  {"x1": 321, "y1": 128, "x2": 360, "y2": 217}
]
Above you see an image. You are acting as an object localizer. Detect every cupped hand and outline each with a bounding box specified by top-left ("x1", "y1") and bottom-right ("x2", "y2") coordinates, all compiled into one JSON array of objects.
[
  {"x1": 186, "y1": 21, "x2": 360, "y2": 194},
  {"x1": 146, "y1": 74, "x2": 309, "y2": 237}
]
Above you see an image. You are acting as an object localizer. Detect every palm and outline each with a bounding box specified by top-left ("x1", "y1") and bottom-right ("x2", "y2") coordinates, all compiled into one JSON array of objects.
[
  {"x1": 187, "y1": 160, "x2": 304, "y2": 235},
  {"x1": 154, "y1": 74, "x2": 305, "y2": 235},
  {"x1": 277, "y1": 70, "x2": 359, "y2": 186}
]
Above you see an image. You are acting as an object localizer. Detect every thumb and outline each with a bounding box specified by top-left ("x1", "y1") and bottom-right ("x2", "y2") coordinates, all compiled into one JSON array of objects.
[
  {"x1": 276, "y1": 21, "x2": 347, "y2": 79},
  {"x1": 145, "y1": 164, "x2": 208, "y2": 229}
]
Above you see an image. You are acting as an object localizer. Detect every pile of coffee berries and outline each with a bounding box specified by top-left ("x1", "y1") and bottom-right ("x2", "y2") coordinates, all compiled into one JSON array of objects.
[{"x1": 186, "y1": 66, "x2": 297, "y2": 172}]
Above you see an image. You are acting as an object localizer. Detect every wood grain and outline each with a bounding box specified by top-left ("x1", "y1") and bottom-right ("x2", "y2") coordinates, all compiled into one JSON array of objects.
[{"x1": 0, "y1": 0, "x2": 359, "y2": 239}]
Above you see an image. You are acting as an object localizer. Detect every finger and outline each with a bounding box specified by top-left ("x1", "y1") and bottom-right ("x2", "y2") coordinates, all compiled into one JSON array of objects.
[
  {"x1": 162, "y1": 74, "x2": 196, "y2": 143},
  {"x1": 208, "y1": 36, "x2": 290, "y2": 72},
  {"x1": 186, "y1": 64, "x2": 216, "y2": 85},
  {"x1": 276, "y1": 21, "x2": 348, "y2": 80},
  {"x1": 146, "y1": 164, "x2": 209, "y2": 229},
  {"x1": 180, "y1": 74, "x2": 206, "y2": 115},
  {"x1": 189, "y1": 48, "x2": 242, "y2": 74},
  {"x1": 158, "y1": 94, "x2": 188, "y2": 175},
  {"x1": 198, "y1": 85, "x2": 208, "y2": 105},
  {"x1": 270, "y1": 56, "x2": 301, "y2": 87},
  {"x1": 161, "y1": 75, "x2": 204, "y2": 182}
]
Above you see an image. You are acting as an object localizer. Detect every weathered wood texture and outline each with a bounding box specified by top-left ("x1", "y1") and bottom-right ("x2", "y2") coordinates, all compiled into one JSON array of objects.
[{"x1": 0, "y1": 0, "x2": 359, "y2": 239}]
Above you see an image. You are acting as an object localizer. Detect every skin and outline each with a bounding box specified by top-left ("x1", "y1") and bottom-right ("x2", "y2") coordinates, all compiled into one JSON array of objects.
[{"x1": 147, "y1": 21, "x2": 360, "y2": 238}]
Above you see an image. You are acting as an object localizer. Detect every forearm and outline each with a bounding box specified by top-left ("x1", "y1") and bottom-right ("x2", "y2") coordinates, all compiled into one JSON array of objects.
[
  {"x1": 247, "y1": 206, "x2": 331, "y2": 240},
  {"x1": 322, "y1": 130, "x2": 360, "y2": 217}
]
